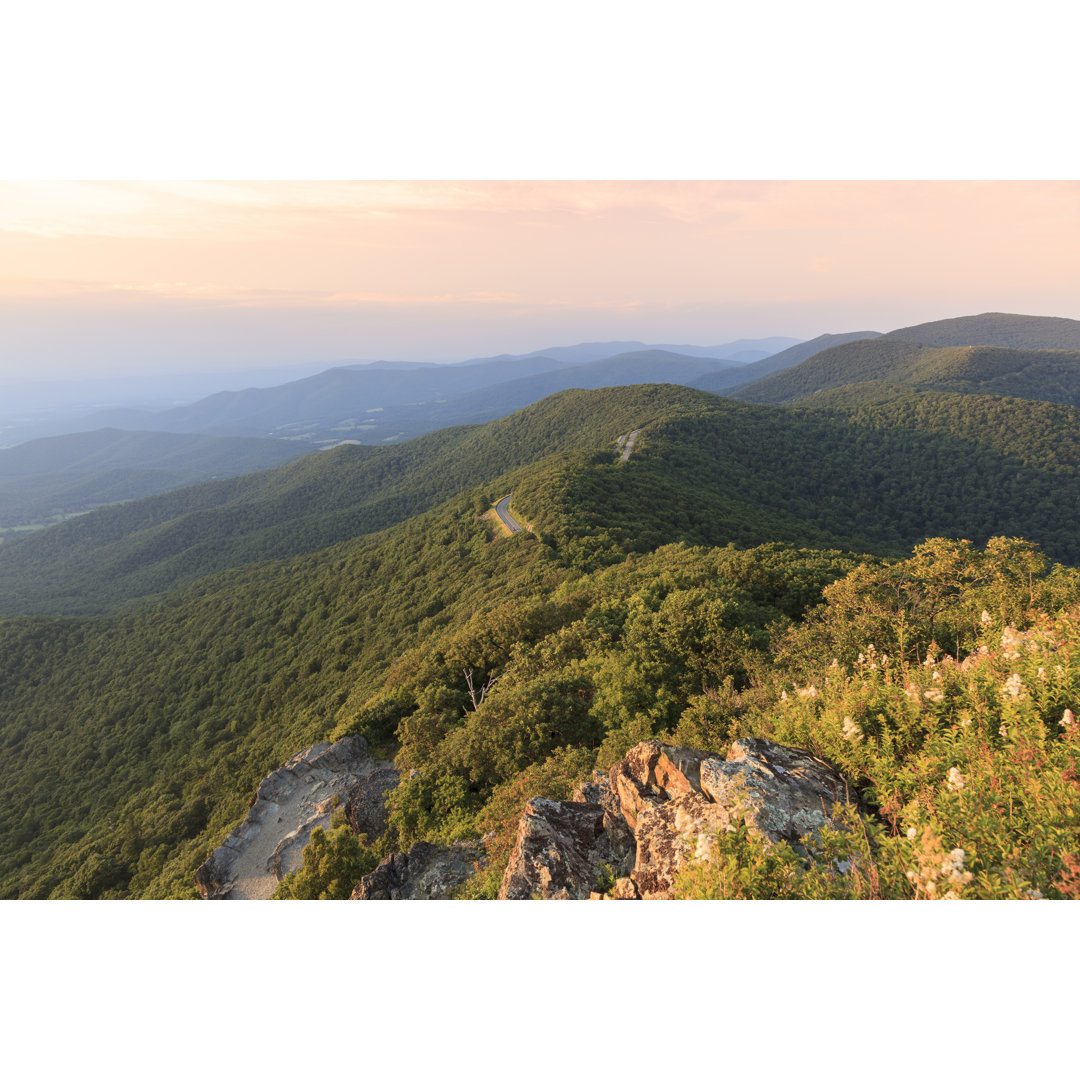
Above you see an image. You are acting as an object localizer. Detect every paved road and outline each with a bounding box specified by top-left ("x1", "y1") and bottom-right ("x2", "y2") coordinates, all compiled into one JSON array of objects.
[
  {"x1": 495, "y1": 494, "x2": 522, "y2": 533},
  {"x1": 619, "y1": 429, "x2": 640, "y2": 462}
]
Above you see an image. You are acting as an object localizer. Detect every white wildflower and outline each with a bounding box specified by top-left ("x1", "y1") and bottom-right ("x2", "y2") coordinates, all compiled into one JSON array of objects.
[
  {"x1": 1024, "y1": 888, "x2": 1044, "y2": 900},
  {"x1": 841, "y1": 716, "x2": 862, "y2": 741},
  {"x1": 1062, "y1": 709, "x2": 1076, "y2": 728},
  {"x1": 904, "y1": 683, "x2": 920, "y2": 699},
  {"x1": 980, "y1": 610, "x2": 992, "y2": 627},
  {"x1": 796, "y1": 684, "x2": 819, "y2": 700},
  {"x1": 1055, "y1": 665, "x2": 1065, "y2": 678},
  {"x1": 924, "y1": 688, "x2": 944, "y2": 703},
  {"x1": 1004, "y1": 673, "x2": 1025, "y2": 698},
  {"x1": 946, "y1": 767, "x2": 965, "y2": 792},
  {"x1": 1037, "y1": 666, "x2": 1047, "y2": 681},
  {"x1": 780, "y1": 690, "x2": 790, "y2": 704},
  {"x1": 999, "y1": 722, "x2": 1008, "y2": 738},
  {"x1": 932, "y1": 670, "x2": 941, "y2": 682},
  {"x1": 1001, "y1": 626, "x2": 1023, "y2": 660},
  {"x1": 907, "y1": 827, "x2": 918, "y2": 840}
]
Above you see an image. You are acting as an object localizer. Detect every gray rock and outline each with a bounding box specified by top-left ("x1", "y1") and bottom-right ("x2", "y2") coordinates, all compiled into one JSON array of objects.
[
  {"x1": 498, "y1": 798, "x2": 617, "y2": 900},
  {"x1": 699, "y1": 737, "x2": 854, "y2": 846},
  {"x1": 351, "y1": 840, "x2": 487, "y2": 900}
]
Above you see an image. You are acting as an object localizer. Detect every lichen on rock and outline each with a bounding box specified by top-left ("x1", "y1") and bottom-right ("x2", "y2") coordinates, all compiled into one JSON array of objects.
[{"x1": 498, "y1": 737, "x2": 859, "y2": 900}]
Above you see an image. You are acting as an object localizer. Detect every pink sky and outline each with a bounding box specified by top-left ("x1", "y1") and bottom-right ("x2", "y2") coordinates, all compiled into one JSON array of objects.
[{"x1": 2, "y1": 180, "x2": 1078, "y2": 377}]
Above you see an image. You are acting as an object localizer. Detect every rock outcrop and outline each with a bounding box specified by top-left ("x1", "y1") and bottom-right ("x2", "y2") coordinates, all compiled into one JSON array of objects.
[
  {"x1": 194, "y1": 736, "x2": 395, "y2": 899},
  {"x1": 351, "y1": 839, "x2": 488, "y2": 900},
  {"x1": 498, "y1": 772, "x2": 635, "y2": 900},
  {"x1": 345, "y1": 766, "x2": 400, "y2": 840},
  {"x1": 499, "y1": 738, "x2": 857, "y2": 900}
]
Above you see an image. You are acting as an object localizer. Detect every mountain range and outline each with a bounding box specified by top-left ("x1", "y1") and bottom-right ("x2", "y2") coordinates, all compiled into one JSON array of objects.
[{"x1": 2, "y1": 310, "x2": 1079, "y2": 900}]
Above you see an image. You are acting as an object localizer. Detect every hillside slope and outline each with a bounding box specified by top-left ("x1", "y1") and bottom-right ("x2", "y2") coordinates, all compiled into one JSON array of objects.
[
  {"x1": 880, "y1": 311, "x2": 1080, "y2": 349},
  {"x1": 730, "y1": 338, "x2": 1080, "y2": 407},
  {"x1": 6, "y1": 381, "x2": 1080, "y2": 616},
  {"x1": 0, "y1": 429, "x2": 311, "y2": 529},
  {"x1": 0, "y1": 385, "x2": 714, "y2": 614},
  {"x1": 690, "y1": 331, "x2": 882, "y2": 394}
]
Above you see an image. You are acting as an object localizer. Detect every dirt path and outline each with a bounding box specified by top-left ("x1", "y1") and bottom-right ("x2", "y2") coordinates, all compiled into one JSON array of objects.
[
  {"x1": 194, "y1": 736, "x2": 388, "y2": 900},
  {"x1": 226, "y1": 772, "x2": 346, "y2": 900}
]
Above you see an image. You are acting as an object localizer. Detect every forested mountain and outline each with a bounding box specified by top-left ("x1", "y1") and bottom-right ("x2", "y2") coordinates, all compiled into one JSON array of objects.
[
  {"x1": 16, "y1": 345, "x2": 780, "y2": 450},
  {"x1": 0, "y1": 428, "x2": 311, "y2": 530},
  {"x1": 1, "y1": 459, "x2": 1077, "y2": 899},
  {"x1": 690, "y1": 331, "x2": 882, "y2": 394},
  {"x1": 879, "y1": 311, "x2": 1080, "y2": 349},
  {"x1": 730, "y1": 339, "x2": 1080, "y2": 407},
  {"x1": 2, "y1": 324, "x2": 1079, "y2": 902},
  {"x1": 75, "y1": 354, "x2": 572, "y2": 441},
  {"x1": 5, "y1": 381, "x2": 1080, "y2": 617},
  {"x1": 409, "y1": 349, "x2": 749, "y2": 431},
  {"x1": 0, "y1": 386, "x2": 712, "y2": 614}
]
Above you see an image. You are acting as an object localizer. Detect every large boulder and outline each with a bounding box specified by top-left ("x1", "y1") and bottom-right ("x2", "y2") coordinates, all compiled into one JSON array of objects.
[
  {"x1": 699, "y1": 737, "x2": 855, "y2": 846},
  {"x1": 498, "y1": 738, "x2": 858, "y2": 900},
  {"x1": 351, "y1": 840, "x2": 488, "y2": 900},
  {"x1": 497, "y1": 793, "x2": 634, "y2": 900}
]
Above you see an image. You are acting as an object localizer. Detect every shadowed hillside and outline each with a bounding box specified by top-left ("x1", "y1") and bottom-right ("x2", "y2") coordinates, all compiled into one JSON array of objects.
[
  {"x1": 691, "y1": 331, "x2": 882, "y2": 394},
  {"x1": 880, "y1": 311, "x2": 1080, "y2": 350},
  {"x1": 731, "y1": 339, "x2": 1080, "y2": 408}
]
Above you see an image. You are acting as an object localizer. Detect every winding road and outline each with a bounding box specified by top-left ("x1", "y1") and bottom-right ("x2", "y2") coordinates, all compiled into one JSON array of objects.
[{"x1": 495, "y1": 494, "x2": 522, "y2": 533}]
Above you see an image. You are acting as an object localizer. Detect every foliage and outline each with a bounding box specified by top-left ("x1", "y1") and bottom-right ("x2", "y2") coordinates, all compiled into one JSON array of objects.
[
  {"x1": 677, "y1": 541, "x2": 1080, "y2": 899},
  {"x1": 272, "y1": 817, "x2": 380, "y2": 900},
  {"x1": 1, "y1": 376, "x2": 1079, "y2": 900}
]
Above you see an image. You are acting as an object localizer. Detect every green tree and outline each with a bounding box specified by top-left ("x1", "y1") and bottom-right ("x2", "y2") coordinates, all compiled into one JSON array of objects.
[{"x1": 273, "y1": 822, "x2": 379, "y2": 900}]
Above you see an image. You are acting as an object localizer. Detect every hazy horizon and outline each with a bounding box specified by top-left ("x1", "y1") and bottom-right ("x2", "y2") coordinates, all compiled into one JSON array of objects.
[{"x1": 3, "y1": 181, "x2": 1078, "y2": 383}]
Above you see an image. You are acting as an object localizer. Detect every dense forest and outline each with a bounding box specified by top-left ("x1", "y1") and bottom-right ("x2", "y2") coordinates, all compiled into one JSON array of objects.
[
  {"x1": 2, "y1": 319, "x2": 1079, "y2": 900},
  {"x1": 5, "y1": 382, "x2": 1080, "y2": 614}
]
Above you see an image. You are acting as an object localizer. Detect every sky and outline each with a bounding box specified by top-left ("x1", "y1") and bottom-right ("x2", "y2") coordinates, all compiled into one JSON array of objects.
[{"x1": 3, "y1": 179, "x2": 1079, "y2": 379}]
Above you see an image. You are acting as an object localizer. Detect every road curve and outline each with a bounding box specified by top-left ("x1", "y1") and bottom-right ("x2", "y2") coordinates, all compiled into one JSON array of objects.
[{"x1": 495, "y1": 494, "x2": 522, "y2": 533}]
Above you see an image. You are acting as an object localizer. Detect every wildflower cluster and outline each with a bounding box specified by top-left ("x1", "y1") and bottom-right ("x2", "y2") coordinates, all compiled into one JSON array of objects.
[
  {"x1": 722, "y1": 540, "x2": 1080, "y2": 899},
  {"x1": 904, "y1": 831, "x2": 974, "y2": 900}
]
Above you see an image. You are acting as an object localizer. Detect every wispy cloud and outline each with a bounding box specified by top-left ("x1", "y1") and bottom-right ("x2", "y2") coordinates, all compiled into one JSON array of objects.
[{"x1": 0, "y1": 180, "x2": 775, "y2": 240}]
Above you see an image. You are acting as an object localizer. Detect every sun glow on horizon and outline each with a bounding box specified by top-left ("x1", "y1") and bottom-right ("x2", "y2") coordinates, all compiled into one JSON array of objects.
[{"x1": 1, "y1": 181, "x2": 1078, "y2": 374}]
